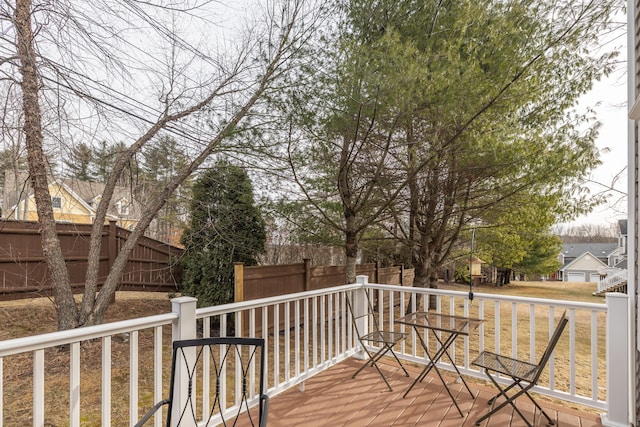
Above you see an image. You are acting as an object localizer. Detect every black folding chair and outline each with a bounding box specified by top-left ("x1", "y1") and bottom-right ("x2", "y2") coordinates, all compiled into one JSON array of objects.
[
  {"x1": 471, "y1": 311, "x2": 568, "y2": 427},
  {"x1": 346, "y1": 291, "x2": 409, "y2": 391},
  {"x1": 135, "y1": 337, "x2": 269, "y2": 427}
]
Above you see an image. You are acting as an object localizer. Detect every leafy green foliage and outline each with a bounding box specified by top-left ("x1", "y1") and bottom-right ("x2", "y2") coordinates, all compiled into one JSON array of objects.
[
  {"x1": 180, "y1": 161, "x2": 266, "y2": 307},
  {"x1": 261, "y1": 0, "x2": 620, "y2": 285},
  {"x1": 337, "y1": 0, "x2": 618, "y2": 287}
]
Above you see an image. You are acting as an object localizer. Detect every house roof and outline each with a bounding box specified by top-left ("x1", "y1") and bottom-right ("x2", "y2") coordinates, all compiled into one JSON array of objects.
[
  {"x1": 2, "y1": 171, "x2": 142, "y2": 220},
  {"x1": 560, "y1": 243, "x2": 618, "y2": 260},
  {"x1": 614, "y1": 258, "x2": 627, "y2": 269},
  {"x1": 561, "y1": 251, "x2": 608, "y2": 271}
]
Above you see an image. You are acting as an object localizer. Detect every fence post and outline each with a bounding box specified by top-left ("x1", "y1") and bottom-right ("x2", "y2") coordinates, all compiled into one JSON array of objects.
[
  {"x1": 234, "y1": 263, "x2": 244, "y2": 303},
  {"x1": 171, "y1": 296, "x2": 198, "y2": 427},
  {"x1": 375, "y1": 260, "x2": 380, "y2": 284},
  {"x1": 353, "y1": 276, "x2": 369, "y2": 360},
  {"x1": 108, "y1": 221, "x2": 117, "y2": 302},
  {"x1": 304, "y1": 259, "x2": 311, "y2": 292},
  {"x1": 601, "y1": 293, "x2": 630, "y2": 427},
  {"x1": 107, "y1": 220, "x2": 117, "y2": 270}
]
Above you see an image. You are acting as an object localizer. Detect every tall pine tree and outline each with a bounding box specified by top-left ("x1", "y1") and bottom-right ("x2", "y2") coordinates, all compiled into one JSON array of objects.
[{"x1": 180, "y1": 161, "x2": 266, "y2": 306}]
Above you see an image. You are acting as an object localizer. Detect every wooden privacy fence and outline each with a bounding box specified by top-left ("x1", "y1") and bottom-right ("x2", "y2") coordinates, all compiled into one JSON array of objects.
[
  {"x1": 0, "y1": 220, "x2": 183, "y2": 300},
  {"x1": 234, "y1": 259, "x2": 414, "y2": 302},
  {"x1": 234, "y1": 260, "x2": 415, "y2": 335}
]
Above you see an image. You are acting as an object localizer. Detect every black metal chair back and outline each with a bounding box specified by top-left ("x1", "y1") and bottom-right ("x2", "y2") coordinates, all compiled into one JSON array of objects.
[{"x1": 135, "y1": 337, "x2": 269, "y2": 427}]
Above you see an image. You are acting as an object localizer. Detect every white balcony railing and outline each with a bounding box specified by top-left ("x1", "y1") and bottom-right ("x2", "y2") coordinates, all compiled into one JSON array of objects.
[
  {"x1": 596, "y1": 269, "x2": 628, "y2": 294},
  {"x1": 0, "y1": 277, "x2": 628, "y2": 426}
]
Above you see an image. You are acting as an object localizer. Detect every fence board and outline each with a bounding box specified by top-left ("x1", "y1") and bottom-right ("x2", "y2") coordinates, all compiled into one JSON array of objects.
[{"x1": 0, "y1": 220, "x2": 182, "y2": 299}]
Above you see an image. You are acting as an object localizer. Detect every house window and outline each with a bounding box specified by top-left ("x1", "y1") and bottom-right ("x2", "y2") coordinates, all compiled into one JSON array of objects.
[
  {"x1": 51, "y1": 196, "x2": 62, "y2": 208},
  {"x1": 116, "y1": 199, "x2": 130, "y2": 216}
]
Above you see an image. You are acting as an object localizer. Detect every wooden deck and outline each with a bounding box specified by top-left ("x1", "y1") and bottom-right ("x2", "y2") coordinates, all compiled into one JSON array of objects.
[{"x1": 267, "y1": 358, "x2": 603, "y2": 426}]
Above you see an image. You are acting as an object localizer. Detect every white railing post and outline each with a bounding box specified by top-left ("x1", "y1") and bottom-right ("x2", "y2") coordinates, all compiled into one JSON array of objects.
[
  {"x1": 601, "y1": 293, "x2": 630, "y2": 427},
  {"x1": 170, "y1": 297, "x2": 198, "y2": 427},
  {"x1": 353, "y1": 276, "x2": 369, "y2": 360}
]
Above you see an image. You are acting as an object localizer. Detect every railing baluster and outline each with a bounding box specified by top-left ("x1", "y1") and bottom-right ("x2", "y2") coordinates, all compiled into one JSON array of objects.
[
  {"x1": 303, "y1": 298, "x2": 311, "y2": 372},
  {"x1": 591, "y1": 310, "x2": 598, "y2": 403},
  {"x1": 294, "y1": 300, "x2": 300, "y2": 379},
  {"x1": 312, "y1": 297, "x2": 318, "y2": 369},
  {"x1": 274, "y1": 303, "x2": 280, "y2": 387},
  {"x1": 511, "y1": 303, "x2": 517, "y2": 359},
  {"x1": 102, "y1": 336, "x2": 112, "y2": 427},
  {"x1": 333, "y1": 292, "x2": 339, "y2": 359},
  {"x1": 262, "y1": 304, "x2": 269, "y2": 392},
  {"x1": 250, "y1": 307, "x2": 257, "y2": 398},
  {"x1": 320, "y1": 296, "x2": 325, "y2": 364},
  {"x1": 327, "y1": 294, "x2": 333, "y2": 360},
  {"x1": 478, "y1": 299, "x2": 485, "y2": 353},
  {"x1": 529, "y1": 304, "x2": 535, "y2": 364},
  {"x1": 33, "y1": 349, "x2": 44, "y2": 427},
  {"x1": 285, "y1": 301, "x2": 290, "y2": 382},
  {"x1": 152, "y1": 327, "x2": 162, "y2": 427},
  {"x1": 463, "y1": 298, "x2": 470, "y2": 368},
  {"x1": 129, "y1": 331, "x2": 138, "y2": 426},
  {"x1": 494, "y1": 301, "x2": 501, "y2": 354},
  {"x1": 569, "y1": 309, "x2": 576, "y2": 396},
  {"x1": 399, "y1": 291, "x2": 406, "y2": 355},
  {"x1": 70, "y1": 341, "x2": 80, "y2": 427}
]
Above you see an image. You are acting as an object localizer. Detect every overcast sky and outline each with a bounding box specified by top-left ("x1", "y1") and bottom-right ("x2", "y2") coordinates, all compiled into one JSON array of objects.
[{"x1": 564, "y1": 17, "x2": 628, "y2": 228}]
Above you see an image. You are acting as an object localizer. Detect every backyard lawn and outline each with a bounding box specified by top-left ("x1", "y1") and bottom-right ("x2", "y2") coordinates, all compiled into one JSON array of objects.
[
  {"x1": 439, "y1": 279, "x2": 603, "y2": 303},
  {"x1": 0, "y1": 281, "x2": 602, "y2": 340}
]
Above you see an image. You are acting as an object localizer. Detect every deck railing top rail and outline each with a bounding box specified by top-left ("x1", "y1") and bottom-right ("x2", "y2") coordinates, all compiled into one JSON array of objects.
[{"x1": 0, "y1": 312, "x2": 177, "y2": 357}]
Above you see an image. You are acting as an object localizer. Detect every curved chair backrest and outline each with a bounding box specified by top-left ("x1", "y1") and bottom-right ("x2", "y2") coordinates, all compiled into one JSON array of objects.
[{"x1": 164, "y1": 337, "x2": 268, "y2": 427}]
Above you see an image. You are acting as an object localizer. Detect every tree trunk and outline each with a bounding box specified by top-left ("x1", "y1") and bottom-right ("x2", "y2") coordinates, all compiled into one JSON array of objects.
[
  {"x1": 15, "y1": 0, "x2": 79, "y2": 330},
  {"x1": 345, "y1": 229, "x2": 358, "y2": 284}
]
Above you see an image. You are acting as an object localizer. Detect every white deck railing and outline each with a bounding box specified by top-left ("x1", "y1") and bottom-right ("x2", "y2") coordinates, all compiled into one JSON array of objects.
[
  {"x1": 596, "y1": 269, "x2": 628, "y2": 294},
  {"x1": 0, "y1": 278, "x2": 628, "y2": 426}
]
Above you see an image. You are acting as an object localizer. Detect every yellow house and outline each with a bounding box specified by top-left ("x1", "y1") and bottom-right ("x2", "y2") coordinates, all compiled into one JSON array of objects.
[{"x1": 2, "y1": 172, "x2": 140, "y2": 229}]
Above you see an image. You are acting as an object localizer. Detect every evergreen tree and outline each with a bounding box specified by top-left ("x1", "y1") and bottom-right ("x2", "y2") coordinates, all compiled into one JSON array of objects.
[
  {"x1": 180, "y1": 161, "x2": 266, "y2": 306},
  {"x1": 140, "y1": 136, "x2": 191, "y2": 242},
  {"x1": 64, "y1": 143, "x2": 94, "y2": 181}
]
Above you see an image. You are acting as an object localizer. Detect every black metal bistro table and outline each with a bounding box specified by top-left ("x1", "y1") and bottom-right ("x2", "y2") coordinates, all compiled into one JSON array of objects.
[{"x1": 395, "y1": 311, "x2": 483, "y2": 417}]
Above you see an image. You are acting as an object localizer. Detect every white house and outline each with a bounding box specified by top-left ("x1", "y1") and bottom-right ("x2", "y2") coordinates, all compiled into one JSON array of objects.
[{"x1": 558, "y1": 243, "x2": 620, "y2": 282}]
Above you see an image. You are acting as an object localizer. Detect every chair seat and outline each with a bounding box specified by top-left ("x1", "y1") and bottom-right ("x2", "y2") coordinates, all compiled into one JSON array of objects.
[
  {"x1": 472, "y1": 351, "x2": 538, "y2": 382},
  {"x1": 362, "y1": 330, "x2": 407, "y2": 345}
]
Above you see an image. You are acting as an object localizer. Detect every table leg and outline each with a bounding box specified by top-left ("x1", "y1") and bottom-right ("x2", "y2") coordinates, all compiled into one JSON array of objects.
[
  {"x1": 428, "y1": 330, "x2": 474, "y2": 398},
  {"x1": 402, "y1": 329, "x2": 466, "y2": 417}
]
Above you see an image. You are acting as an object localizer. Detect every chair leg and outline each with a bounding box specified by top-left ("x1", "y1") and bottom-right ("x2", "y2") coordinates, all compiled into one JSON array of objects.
[
  {"x1": 522, "y1": 389, "x2": 555, "y2": 425},
  {"x1": 353, "y1": 345, "x2": 394, "y2": 391},
  {"x1": 487, "y1": 378, "x2": 523, "y2": 405},
  {"x1": 387, "y1": 346, "x2": 409, "y2": 377},
  {"x1": 488, "y1": 377, "x2": 555, "y2": 425},
  {"x1": 474, "y1": 371, "x2": 535, "y2": 427}
]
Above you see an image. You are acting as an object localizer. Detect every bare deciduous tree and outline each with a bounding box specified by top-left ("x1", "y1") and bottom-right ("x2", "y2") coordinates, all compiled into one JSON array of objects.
[{"x1": 8, "y1": 0, "x2": 323, "y2": 329}]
